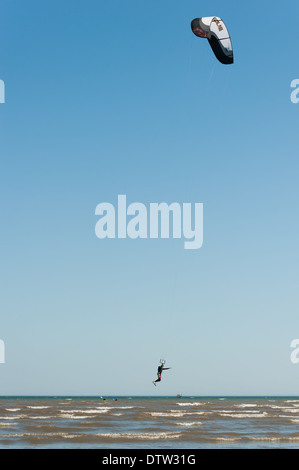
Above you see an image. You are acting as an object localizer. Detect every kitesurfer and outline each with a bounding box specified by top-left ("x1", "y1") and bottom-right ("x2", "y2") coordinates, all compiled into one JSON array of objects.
[{"x1": 153, "y1": 360, "x2": 171, "y2": 386}]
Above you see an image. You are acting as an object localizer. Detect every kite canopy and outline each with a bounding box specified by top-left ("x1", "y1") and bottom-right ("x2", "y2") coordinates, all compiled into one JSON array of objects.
[{"x1": 191, "y1": 17, "x2": 233, "y2": 65}]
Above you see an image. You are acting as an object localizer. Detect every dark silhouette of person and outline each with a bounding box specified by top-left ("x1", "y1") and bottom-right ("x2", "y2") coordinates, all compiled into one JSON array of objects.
[{"x1": 153, "y1": 361, "x2": 171, "y2": 386}]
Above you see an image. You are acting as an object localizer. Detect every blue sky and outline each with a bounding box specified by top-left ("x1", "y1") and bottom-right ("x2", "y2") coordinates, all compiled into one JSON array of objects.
[{"x1": 0, "y1": 0, "x2": 299, "y2": 396}]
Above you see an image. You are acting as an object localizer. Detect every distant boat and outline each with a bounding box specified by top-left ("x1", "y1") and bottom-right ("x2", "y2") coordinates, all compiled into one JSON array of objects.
[{"x1": 176, "y1": 394, "x2": 182, "y2": 398}]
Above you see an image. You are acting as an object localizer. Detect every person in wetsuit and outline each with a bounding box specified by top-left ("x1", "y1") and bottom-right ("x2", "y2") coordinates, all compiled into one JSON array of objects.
[{"x1": 153, "y1": 361, "x2": 171, "y2": 386}]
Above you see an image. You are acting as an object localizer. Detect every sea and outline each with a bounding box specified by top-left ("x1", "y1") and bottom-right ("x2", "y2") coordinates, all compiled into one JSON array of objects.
[{"x1": 0, "y1": 396, "x2": 299, "y2": 449}]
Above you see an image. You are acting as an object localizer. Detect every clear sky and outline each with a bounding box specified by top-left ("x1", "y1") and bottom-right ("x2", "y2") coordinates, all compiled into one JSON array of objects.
[{"x1": 0, "y1": 0, "x2": 299, "y2": 396}]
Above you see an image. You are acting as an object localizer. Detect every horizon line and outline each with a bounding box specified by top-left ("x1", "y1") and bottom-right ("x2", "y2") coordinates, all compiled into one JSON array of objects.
[{"x1": 1, "y1": 394, "x2": 299, "y2": 398}]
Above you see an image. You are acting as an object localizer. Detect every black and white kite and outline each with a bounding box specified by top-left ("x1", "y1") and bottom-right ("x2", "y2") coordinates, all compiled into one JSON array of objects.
[{"x1": 191, "y1": 17, "x2": 233, "y2": 65}]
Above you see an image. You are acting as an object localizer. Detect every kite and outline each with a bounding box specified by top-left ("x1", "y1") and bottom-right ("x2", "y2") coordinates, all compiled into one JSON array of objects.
[{"x1": 191, "y1": 17, "x2": 234, "y2": 64}]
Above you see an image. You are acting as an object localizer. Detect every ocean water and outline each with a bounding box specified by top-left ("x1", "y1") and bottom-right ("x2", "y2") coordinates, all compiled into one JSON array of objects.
[{"x1": 0, "y1": 396, "x2": 299, "y2": 449}]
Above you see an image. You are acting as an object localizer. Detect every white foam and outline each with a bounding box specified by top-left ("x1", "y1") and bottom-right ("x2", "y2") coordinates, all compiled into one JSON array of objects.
[
  {"x1": 28, "y1": 416, "x2": 53, "y2": 420},
  {"x1": 220, "y1": 410, "x2": 259, "y2": 414},
  {"x1": 213, "y1": 437, "x2": 242, "y2": 442},
  {"x1": 78, "y1": 409, "x2": 110, "y2": 414},
  {"x1": 26, "y1": 406, "x2": 50, "y2": 409},
  {"x1": 175, "y1": 422, "x2": 201, "y2": 427},
  {"x1": 275, "y1": 408, "x2": 299, "y2": 413},
  {"x1": 234, "y1": 404, "x2": 258, "y2": 408},
  {"x1": 266, "y1": 405, "x2": 299, "y2": 411},
  {"x1": 249, "y1": 436, "x2": 299, "y2": 442},
  {"x1": 95, "y1": 432, "x2": 181, "y2": 440},
  {"x1": 59, "y1": 409, "x2": 109, "y2": 414},
  {"x1": 176, "y1": 402, "x2": 204, "y2": 407},
  {"x1": 94, "y1": 406, "x2": 136, "y2": 411},
  {"x1": 150, "y1": 412, "x2": 186, "y2": 418},
  {"x1": 0, "y1": 432, "x2": 79, "y2": 439},
  {"x1": 149, "y1": 411, "x2": 205, "y2": 418},
  {"x1": 0, "y1": 415, "x2": 25, "y2": 420},
  {"x1": 279, "y1": 414, "x2": 299, "y2": 419},
  {"x1": 110, "y1": 406, "x2": 136, "y2": 409},
  {"x1": 219, "y1": 412, "x2": 267, "y2": 418},
  {"x1": 60, "y1": 414, "x2": 93, "y2": 420}
]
